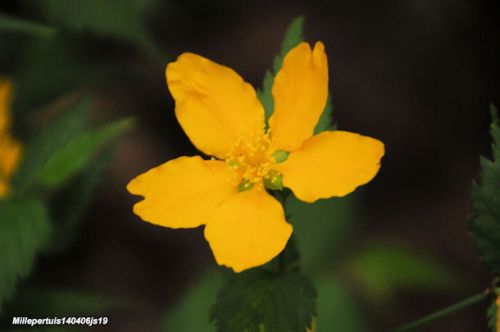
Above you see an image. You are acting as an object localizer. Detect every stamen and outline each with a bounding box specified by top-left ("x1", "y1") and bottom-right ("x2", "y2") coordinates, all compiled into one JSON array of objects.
[{"x1": 225, "y1": 131, "x2": 283, "y2": 191}]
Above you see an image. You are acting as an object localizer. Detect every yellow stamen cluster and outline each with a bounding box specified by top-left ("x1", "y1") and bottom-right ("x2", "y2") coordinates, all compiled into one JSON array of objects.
[{"x1": 225, "y1": 131, "x2": 281, "y2": 191}]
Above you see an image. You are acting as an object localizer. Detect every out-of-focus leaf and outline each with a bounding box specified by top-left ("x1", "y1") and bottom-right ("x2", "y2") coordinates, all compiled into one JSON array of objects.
[
  {"x1": 163, "y1": 271, "x2": 226, "y2": 332},
  {"x1": 211, "y1": 268, "x2": 316, "y2": 332},
  {"x1": 487, "y1": 297, "x2": 497, "y2": 332},
  {"x1": 315, "y1": 276, "x2": 368, "y2": 332},
  {"x1": 286, "y1": 195, "x2": 355, "y2": 273},
  {"x1": 13, "y1": 96, "x2": 132, "y2": 193},
  {"x1": 13, "y1": 97, "x2": 90, "y2": 193},
  {"x1": 0, "y1": 198, "x2": 51, "y2": 312},
  {"x1": 46, "y1": 146, "x2": 115, "y2": 254},
  {"x1": 348, "y1": 243, "x2": 460, "y2": 301},
  {"x1": 468, "y1": 106, "x2": 500, "y2": 274},
  {"x1": 36, "y1": 117, "x2": 133, "y2": 188},
  {"x1": 34, "y1": 0, "x2": 160, "y2": 56},
  {"x1": 0, "y1": 13, "x2": 55, "y2": 38}
]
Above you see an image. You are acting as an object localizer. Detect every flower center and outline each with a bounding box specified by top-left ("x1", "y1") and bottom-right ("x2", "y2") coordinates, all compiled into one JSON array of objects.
[{"x1": 225, "y1": 132, "x2": 284, "y2": 191}]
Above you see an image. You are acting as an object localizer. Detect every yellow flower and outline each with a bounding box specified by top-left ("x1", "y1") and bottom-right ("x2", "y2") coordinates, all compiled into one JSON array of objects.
[
  {"x1": 127, "y1": 42, "x2": 384, "y2": 272},
  {"x1": 496, "y1": 294, "x2": 500, "y2": 332},
  {"x1": 0, "y1": 79, "x2": 22, "y2": 198}
]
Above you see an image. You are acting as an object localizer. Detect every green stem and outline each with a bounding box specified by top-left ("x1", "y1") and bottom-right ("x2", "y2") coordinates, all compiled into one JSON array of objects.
[{"x1": 394, "y1": 290, "x2": 489, "y2": 332}]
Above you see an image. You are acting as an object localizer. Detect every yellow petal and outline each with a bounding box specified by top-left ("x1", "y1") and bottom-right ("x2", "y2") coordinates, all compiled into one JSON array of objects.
[
  {"x1": 0, "y1": 135, "x2": 22, "y2": 180},
  {"x1": 127, "y1": 156, "x2": 237, "y2": 228},
  {"x1": 204, "y1": 187, "x2": 292, "y2": 272},
  {"x1": 279, "y1": 131, "x2": 384, "y2": 202},
  {"x1": 496, "y1": 294, "x2": 500, "y2": 332},
  {"x1": 269, "y1": 42, "x2": 328, "y2": 152},
  {"x1": 0, "y1": 179, "x2": 7, "y2": 198},
  {"x1": 0, "y1": 79, "x2": 12, "y2": 133},
  {"x1": 166, "y1": 53, "x2": 265, "y2": 159}
]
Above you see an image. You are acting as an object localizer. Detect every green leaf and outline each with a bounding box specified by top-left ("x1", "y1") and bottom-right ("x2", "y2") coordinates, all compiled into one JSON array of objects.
[
  {"x1": 315, "y1": 276, "x2": 368, "y2": 332},
  {"x1": 211, "y1": 269, "x2": 316, "y2": 332},
  {"x1": 468, "y1": 105, "x2": 500, "y2": 274},
  {"x1": 488, "y1": 297, "x2": 497, "y2": 332},
  {"x1": 286, "y1": 195, "x2": 355, "y2": 273},
  {"x1": 36, "y1": 117, "x2": 133, "y2": 188},
  {"x1": 348, "y1": 243, "x2": 461, "y2": 302},
  {"x1": 257, "y1": 71, "x2": 274, "y2": 121},
  {"x1": 13, "y1": 97, "x2": 91, "y2": 192},
  {"x1": 13, "y1": 97, "x2": 132, "y2": 193},
  {"x1": 163, "y1": 271, "x2": 226, "y2": 332},
  {"x1": 34, "y1": 0, "x2": 160, "y2": 56},
  {"x1": 46, "y1": 146, "x2": 115, "y2": 254},
  {"x1": 314, "y1": 94, "x2": 333, "y2": 134},
  {"x1": 0, "y1": 13, "x2": 55, "y2": 38},
  {"x1": 0, "y1": 198, "x2": 51, "y2": 312}
]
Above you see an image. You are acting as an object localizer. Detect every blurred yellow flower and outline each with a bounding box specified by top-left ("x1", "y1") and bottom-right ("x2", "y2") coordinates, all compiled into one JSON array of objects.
[
  {"x1": 496, "y1": 294, "x2": 500, "y2": 332},
  {"x1": 0, "y1": 80, "x2": 22, "y2": 198},
  {"x1": 127, "y1": 42, "x2": 384, "y2": 272}
]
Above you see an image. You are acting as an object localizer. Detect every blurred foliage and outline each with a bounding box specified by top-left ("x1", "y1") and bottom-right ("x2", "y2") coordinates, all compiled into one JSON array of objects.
[
  {"x1": 0, "y1": 4, "x2": 136, "y2": 311},
  {"x1": 0, "y1": 95, "x2": 131, "y2": 313},
  {"x1": 0, "y1": 0, "x2": 163, "y2": 119},
  {"x1": 469, "y1": 105, "x2": 500, "y2": 274},
  {"x1": 33, "y1": 0, "x2": 159, "y2": 54},
  {"x1": 315, "y1": 276, "x2": 368, "y2": 332},
  {"x1": 0, "y1": 198, "x2": 50, "y2": 311},
  {"x1": 0, "y1": 0, "x2": 153, "y2": 323},
  {"x1": 47, "y1": 145, "x2": 115, "y2": 254},
  {"x1": 14, "y1": 97, "x2": 133, "y2": 192},
  {"x1": 347, "y1": 243, "x2": 461, "y2": 303},
  {"x1": 0, "y1": 13, "x2": 55, "y2": 37}
]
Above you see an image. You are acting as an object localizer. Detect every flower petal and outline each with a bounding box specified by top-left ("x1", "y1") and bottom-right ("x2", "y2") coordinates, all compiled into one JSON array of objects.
[
  {"x1": 279, "y1": 131, "x2": 384, "y2": 202},
  {"x1": 166, "y1": 53, "x2": 265, "y2": 159},
  {"x1": 496, "y1": 294, "x2": 500, "y2": 332},
  {"x1": 0, "y1": 135, "x2": 22, "y2": 179},
  {"x1": 127, "y1": 156, "x2": 237, "y2": 228},
  {"x1": 269, "y1": 42, "x2": 328, "y2": 152},
  {"x1": 0, "y1": 79, "x2": 12, "y2": 134},
  {"x1": 204, "y1": 187, "x2": 292, "y2": 272}
]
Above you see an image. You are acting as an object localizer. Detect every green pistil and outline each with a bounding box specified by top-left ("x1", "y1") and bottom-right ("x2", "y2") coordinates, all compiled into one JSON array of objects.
[
  {"x1": 264, "y1": 170, "x2": 283, "y2": 190},
  {"x1": 238, "y1": 179, "x2": 255, "y2": 192},
  {"x1": 272, "y1": 150, "x2": 289, "y2": 163}
]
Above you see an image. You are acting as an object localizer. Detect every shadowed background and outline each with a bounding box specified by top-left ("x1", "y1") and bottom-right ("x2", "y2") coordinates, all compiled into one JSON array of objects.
[{"x1": 1, "y1": 0, "x2": 499, "y2": 331}]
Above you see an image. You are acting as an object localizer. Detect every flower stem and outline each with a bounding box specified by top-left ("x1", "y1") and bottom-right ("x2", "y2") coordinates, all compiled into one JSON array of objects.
[{"x1": 394, "y1": 290, "x2": 489, "y2": 332}]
